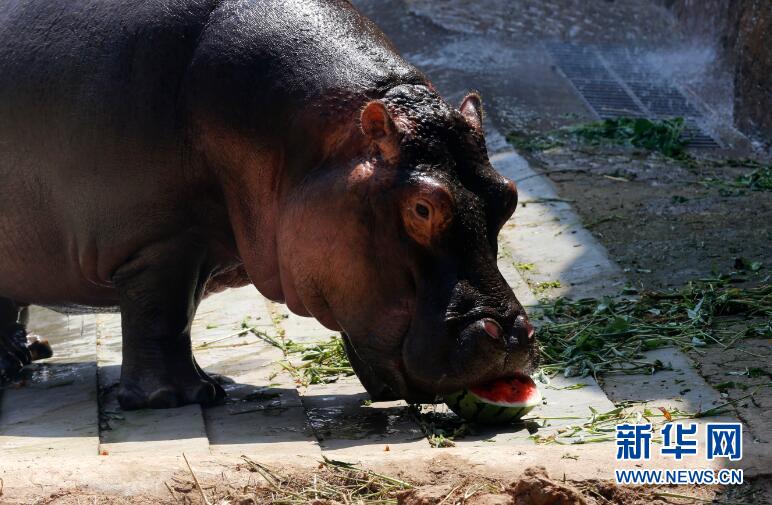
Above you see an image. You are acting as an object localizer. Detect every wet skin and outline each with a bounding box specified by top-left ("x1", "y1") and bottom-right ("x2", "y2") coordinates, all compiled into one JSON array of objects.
[{"x1": 0, "y1": 0, "x2": 536, "y2": 408}]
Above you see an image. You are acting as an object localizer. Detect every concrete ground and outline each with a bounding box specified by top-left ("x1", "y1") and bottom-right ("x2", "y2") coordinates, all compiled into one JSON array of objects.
[{"x1": 1, "y1": 0, "x2": 769, "y2": 503}]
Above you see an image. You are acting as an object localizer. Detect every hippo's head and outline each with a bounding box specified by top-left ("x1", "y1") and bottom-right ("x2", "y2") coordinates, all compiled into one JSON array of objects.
[{"x1": 275, "y1": 85, "x2": 537, "y2": 402}]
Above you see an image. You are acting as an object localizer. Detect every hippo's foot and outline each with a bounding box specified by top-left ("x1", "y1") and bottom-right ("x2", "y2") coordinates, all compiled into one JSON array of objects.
[
  {"x1": 0, "y1": 324, "x2": 29, "y2": 384},
  {"x1": 118, "y1": 360, "x2": 226, "y2": 410},
  {"x1": 0, "y1": 324, "x2": 53, "y2": 384}
]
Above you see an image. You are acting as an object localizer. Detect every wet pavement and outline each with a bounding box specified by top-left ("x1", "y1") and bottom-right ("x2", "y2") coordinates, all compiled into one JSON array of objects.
[
  {"x1": 359, "y1": 0, "x2": 747, "y2": 151},
  {"x1": 1, "y1": 0, "x2": 768, "y2": 501}
]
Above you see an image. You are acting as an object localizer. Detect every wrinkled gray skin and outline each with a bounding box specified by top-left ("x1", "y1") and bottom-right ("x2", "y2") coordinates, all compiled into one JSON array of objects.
[{"x1": 0, "y1": 0, "x2": 537, "y2": 408}]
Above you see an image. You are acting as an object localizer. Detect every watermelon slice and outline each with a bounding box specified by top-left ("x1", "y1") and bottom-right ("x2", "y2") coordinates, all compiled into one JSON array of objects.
[{"x1": 443, "y1": 373, "x2": 542, "y2": 425}]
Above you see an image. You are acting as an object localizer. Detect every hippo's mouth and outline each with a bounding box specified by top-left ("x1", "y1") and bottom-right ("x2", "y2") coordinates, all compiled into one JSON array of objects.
[
  {"x1": 347, "y1": 317, "x2": 539, "y2": 404},
  {"x1": 402, "y1": 309, "x2": 537, "y2": 394}
]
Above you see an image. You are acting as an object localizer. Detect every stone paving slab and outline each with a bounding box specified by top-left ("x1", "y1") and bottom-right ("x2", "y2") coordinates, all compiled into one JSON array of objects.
[
  {"x1": 0, "y1": 308, "x2": 99, "y2": 459},
  {"x1": 278, "y1": 309, "x2": 339, "y2": 345},
  {"x1": 94, "y1": 312, "x2": 211, "y2": 457},
  {"x1": 0, "y1": 364, "x2": 98, "y2": 458},
  {"x1": 497, "y1": 256, "x2": 539, "y2": 308},
  {"x1": 205, "y1": 404, "x2": 319, "y2": 460},
  {"x1": 193, "y1": 287, "x2": 321, "y2": 459},
  {"x1": 493, "y1": 150, "x2": 627, "y2": 300},
  {"x1": 603, "y1": 347, "x2": 729, "y2": 413},
  {"x1": 602, "y1": 347, "x2": 745, "y2": 454},
  {"x1": 300, "y1": 377, "x2": 428, "y2": 456},
  {"x1": 100, "y1": 404, "x2": 210, "y2": 456}
]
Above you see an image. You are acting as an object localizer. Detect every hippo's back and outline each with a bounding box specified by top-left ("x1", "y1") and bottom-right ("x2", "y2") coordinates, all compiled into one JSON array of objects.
[
  {"x1": 0, "y1": 0, "x2": 222, "y2": 304},
  {"x1": 0, "y1": 0, "x2": 219, "y2": 149},
  {"x1": 0, "y1": 0, "x2": 422, "y2": 305},
  {"x1": 0, "y1": 0, "x2": 420, "y2": 189},
  {"x1": 185, "y1": 0, "x2": 423, "y2": 135}
]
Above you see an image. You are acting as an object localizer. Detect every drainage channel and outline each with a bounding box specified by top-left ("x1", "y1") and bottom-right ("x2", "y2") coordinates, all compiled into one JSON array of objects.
[{"x1": 547, "y1": 43, "x2": 721, "y2": 149}]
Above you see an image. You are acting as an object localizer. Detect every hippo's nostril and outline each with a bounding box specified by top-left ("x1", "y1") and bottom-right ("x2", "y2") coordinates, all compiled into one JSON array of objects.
[
  {"x1": 506, "y1": 334, "x2": 519, "y2": 350},
  {"x1": 480, "y1": 318, "x2": 503, "y2": 340},
  {"x1": 502, "y1": 315, "x2": 534, "y2": 352}
]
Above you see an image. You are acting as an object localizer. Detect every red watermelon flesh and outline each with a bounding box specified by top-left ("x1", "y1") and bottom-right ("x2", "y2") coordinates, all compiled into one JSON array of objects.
[{"x1": 469, "y1": 373, "x2": 541, "y2": 407}]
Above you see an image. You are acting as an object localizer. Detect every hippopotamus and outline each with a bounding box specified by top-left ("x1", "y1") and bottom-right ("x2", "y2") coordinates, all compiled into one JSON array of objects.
[{"x1": 0, "y1": 0, "x2": 536, "y2": 409}]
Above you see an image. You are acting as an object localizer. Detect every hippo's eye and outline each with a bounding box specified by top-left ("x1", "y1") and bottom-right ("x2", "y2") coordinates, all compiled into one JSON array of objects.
[
  {"x1": 402, "y1": 186, "x2": 452, "y2": 247},
  {"x1": 415, "y1": 202, "x2": 431, "y2": 219}
]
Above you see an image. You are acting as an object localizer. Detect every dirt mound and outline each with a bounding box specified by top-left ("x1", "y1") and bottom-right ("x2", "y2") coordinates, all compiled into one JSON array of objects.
[
  {"x1": 5, "y1": 489, "x2": 162, "y2": 505},
  {"x1": 394, "y1": 466, "x2": 693, "y2": 505},
  {"x1": 8, "y1": 464, "x2": 721, "y2": 505}
]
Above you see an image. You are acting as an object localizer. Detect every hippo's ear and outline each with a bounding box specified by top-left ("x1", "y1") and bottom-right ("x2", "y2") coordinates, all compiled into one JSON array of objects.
[
  {"x1": 360, "y1": 101, "x2": 401, "y2": 162},
  {"x1": 459, "y1": 92, "x2": 483, "y2": 130}
]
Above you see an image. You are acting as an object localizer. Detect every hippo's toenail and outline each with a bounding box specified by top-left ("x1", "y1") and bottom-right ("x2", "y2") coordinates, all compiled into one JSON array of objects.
[
  {"x1": 190, "y1": 383, "x2": 217, "y2": 405},
  {"x1": 148, "y1": 388, "x2": 181, "y2": 409}
]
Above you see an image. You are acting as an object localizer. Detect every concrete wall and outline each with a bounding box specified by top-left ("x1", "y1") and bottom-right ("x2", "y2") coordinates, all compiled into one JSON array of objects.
[
  {"x1": 659, "y1": 0, "x2": 771, "y2": 143},
  {"x1": 659, "y1": 0, "x2": 731, "y2": 42},
  {"x1": 728, "y1": 0, "x2": 772, "y2": 142}
]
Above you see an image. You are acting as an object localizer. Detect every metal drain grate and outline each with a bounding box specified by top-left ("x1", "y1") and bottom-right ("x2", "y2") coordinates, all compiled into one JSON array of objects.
[{"x1": 547, "y1": 43, "x2": 720, "y2": 148}]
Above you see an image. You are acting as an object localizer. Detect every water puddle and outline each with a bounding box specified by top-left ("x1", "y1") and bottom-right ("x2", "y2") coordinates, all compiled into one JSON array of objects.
[{"x1": 307, "y1": 403, "x2": 420, "y2": 441}]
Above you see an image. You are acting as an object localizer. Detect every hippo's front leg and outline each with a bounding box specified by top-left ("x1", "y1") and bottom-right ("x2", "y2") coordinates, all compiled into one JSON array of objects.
[{"x1": 112, "y1": 236, "x2": 225, "y2": 410}]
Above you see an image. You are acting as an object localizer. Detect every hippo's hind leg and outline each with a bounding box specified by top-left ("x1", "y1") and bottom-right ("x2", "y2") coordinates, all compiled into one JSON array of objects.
[
  {"x1": 0, "y1": 298, "x2": 27, "y2": 383},
  {"x1": 112, "y1": 237, "x2": 225, "y2": 410},
  {"x1": 0, "y1": 298, "x2": 52, "y2": 384}
]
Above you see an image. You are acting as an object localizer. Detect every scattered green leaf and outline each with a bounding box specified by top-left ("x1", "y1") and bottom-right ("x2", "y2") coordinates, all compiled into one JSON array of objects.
[
  {"x1": 536, "y1": 281, "x2": 771, "y2": 379},
  {"x1": 568, "y1": 117, "x2": 688, "y2": 158},
  {"x1": 533, "y1": 280, "x2": 562, "y2": 294},
  {"x1": 507, "y1": 117, "x2": 690, "y2": 159}
]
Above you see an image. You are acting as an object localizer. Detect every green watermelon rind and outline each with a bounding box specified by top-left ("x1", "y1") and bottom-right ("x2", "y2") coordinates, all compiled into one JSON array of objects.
[
  {"x1": 466, "y1": 389, "x2": 542, "y2": 408},
  {"x1": 442, "y1": 381, "x2": 542, "y2": 424}
]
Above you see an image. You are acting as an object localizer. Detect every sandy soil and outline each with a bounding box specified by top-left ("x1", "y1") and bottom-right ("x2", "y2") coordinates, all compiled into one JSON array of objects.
[
  {"x1": 521, "y1": 146, "x2": 771, "y2": 290},
  {"x1": 4, "y1": 464, "x2": 731, "y2": 505}
]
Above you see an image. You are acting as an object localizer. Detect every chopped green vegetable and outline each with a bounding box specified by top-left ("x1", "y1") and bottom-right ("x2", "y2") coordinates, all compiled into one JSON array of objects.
[{"x1": 536, "y1": 280, "x2": 771, "y2": 379}]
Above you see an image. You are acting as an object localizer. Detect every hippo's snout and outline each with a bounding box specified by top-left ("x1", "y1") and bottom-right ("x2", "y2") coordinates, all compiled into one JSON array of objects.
[
  {"x1": 475, "y1": 314, "x2": 534, "y2": 351},
  {"x1": 388, "y1": 301, "x2": 538, "y2": 400},
  {"x1": 453, "y1": 309, "x2": 535, "y2": 368}
]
